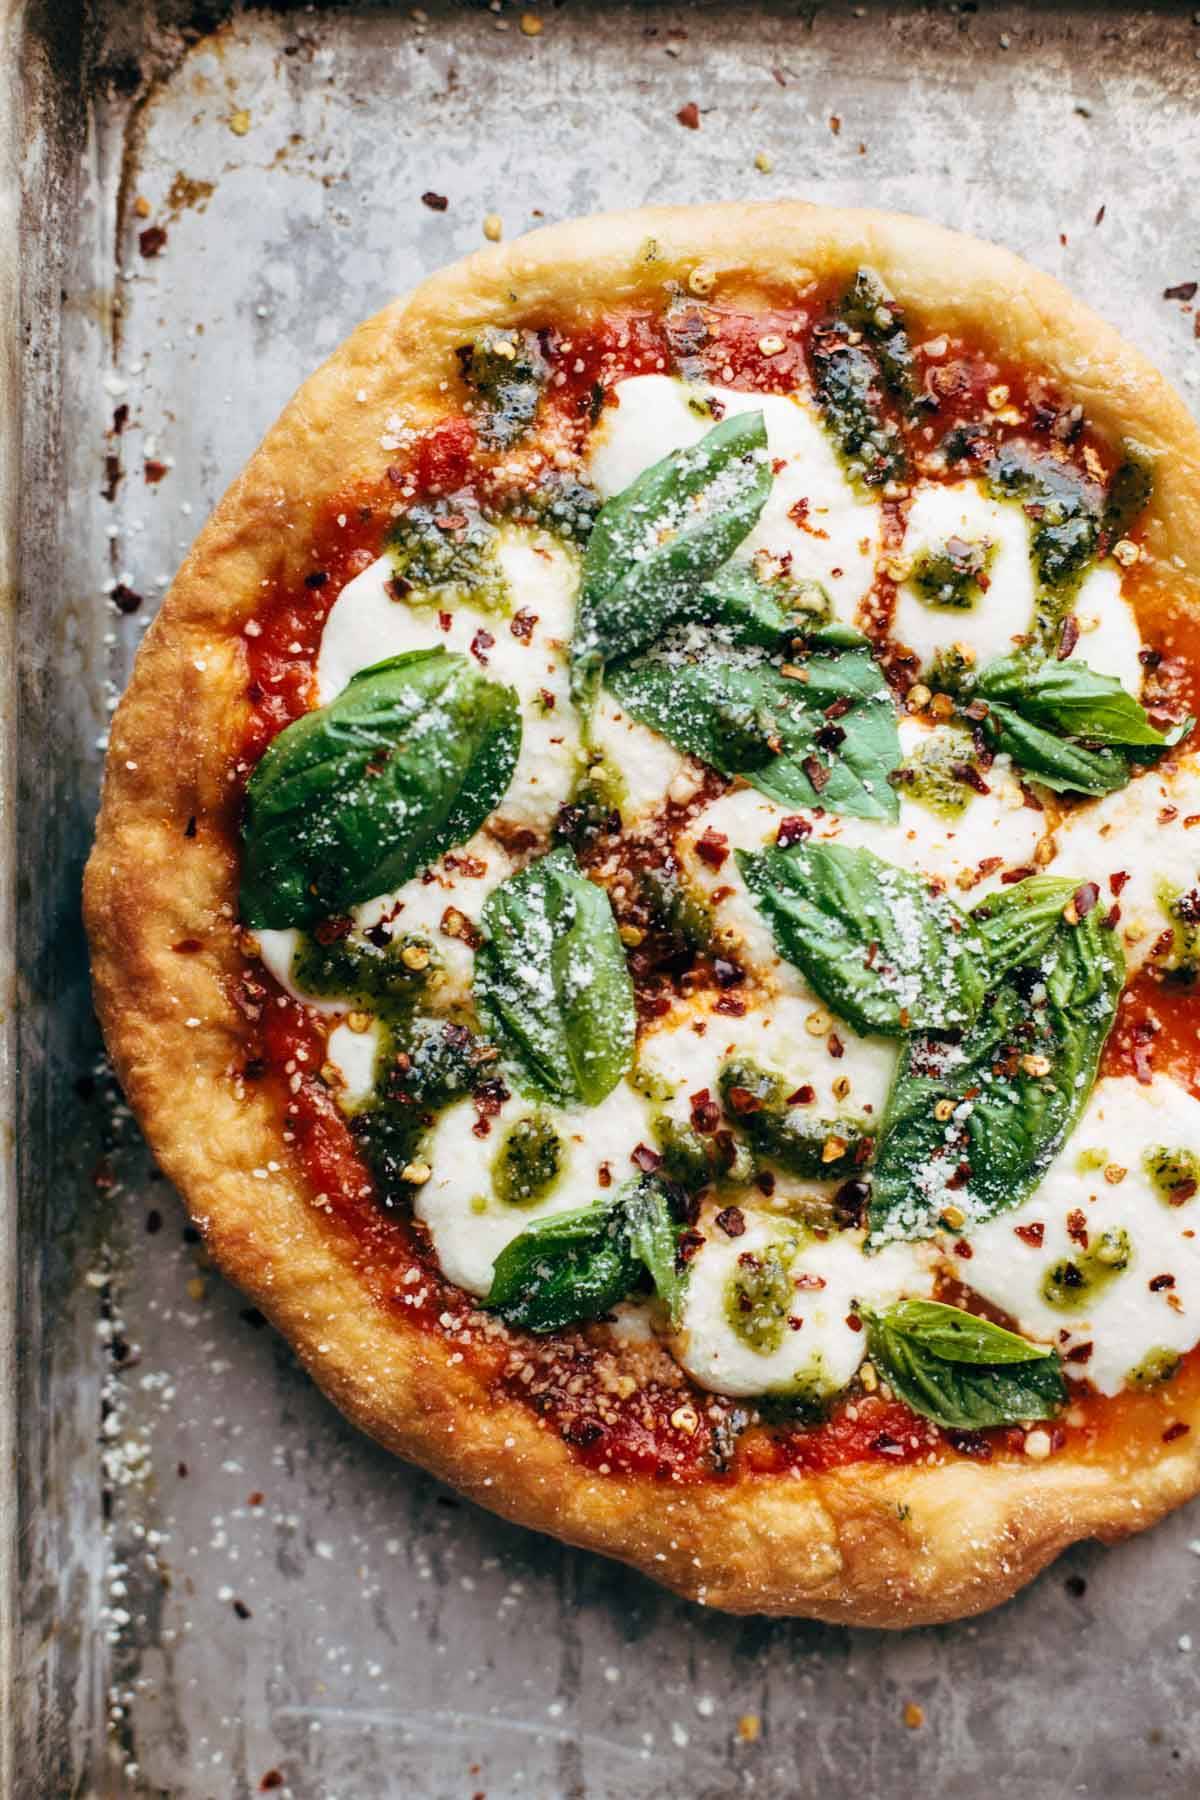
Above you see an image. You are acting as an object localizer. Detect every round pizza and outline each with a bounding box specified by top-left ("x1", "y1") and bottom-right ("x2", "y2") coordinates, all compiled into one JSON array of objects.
[{"x1": 85, "y1": 202, "x2": 1200, "y2": 1625}]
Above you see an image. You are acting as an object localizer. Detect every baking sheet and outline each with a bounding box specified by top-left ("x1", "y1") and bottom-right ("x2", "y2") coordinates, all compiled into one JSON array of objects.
[{"x1": 14, "y1": 1, "x2": 1200, "y2": 1793}]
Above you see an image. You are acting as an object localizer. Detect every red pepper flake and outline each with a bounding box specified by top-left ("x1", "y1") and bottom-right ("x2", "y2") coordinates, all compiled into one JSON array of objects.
[
  {"x1": 1160, "y1": 805, "x2": 1179, "y2": 825},
  {"x1": 1163, "y1": 1420, "x2": 1190, "y2": 1442},
  {"x1": 715, "y1": 1205, "x2": 747, "y2": 1238},
  {"x1": 1094, "y1": 203, "x2": 1106, "y2": 226},
  {"x1": 260, "y1": 1772, "x2": 285, "y2": 1792},
  {"x1": 143, "y1": 458, "x2": 168, "y2": 485},
  {"x1": 1000, "y1": 865, "x2": 1036, "y2": 885},
  {"x1": 421, "y1": 191, "x2": 449, "y2": 211},
  {"x1": 1110, "y1": 870, "x2": 1130, "y2": 895},
  {"x1": 631, "y1": 1143, "x2": 662, "y2": 1172},
  {"x1": 1065, "y1": 1342, "x2": 1094, "y2": 1364},
  {"x1": 1164, "y1": 280, "x2": 1198, "y2": 302},
  {"x1": 776, "y1": 815, "x2": 812, "y2": 848},
  {"x1": 694, "y1": 828, "x2": 729, "y2": 870},
  {"x1": 793, "y1": 1272, "x2": 827, "y2": 1291},
  {"x1": 233, "y1": 1599, "x2": 252, "y2": 1620},
  {"x1": 470, "y1": 628, "x2": 494, "y2": 665},
  {"x1": 829, "y1": 114, "x2": 841, "y2": 135},
  {"x1": 953, "y1": 1238, "x2": 973, "y2": 1259},
  {"x1": 787, "y1": 1084, "x2": 815, "y2": 1106},
  {"x1": 827, "y1": 1033, "x2": 845, "y2": 1060},
  {"x1": 845, "y1": 1312, "x2": 863, "y2": 1332},
  {"x1": 438, "y1": 610, "x2": 452, "y2": 633},
  {"x1": 1149, "y1": 1273, "x2": 1177, "y2": 1291},
  {"x1": 787, "y1": 496, "x2": 829, "y2": 538},
  {"x1": 677, "y1": 1228, "x2": 706, "y2": 1263},
  {"x1": 714, "y1": 993, "x2": 747, "y2": 1017},
  {"x1": 724, "y1": 1085, "x2": 762, "y2": 1116},
  {"x1": 510, "y1": 609, "x2": 538, "y2": 641},
  {"x1": 802, "y1": 754, "x2": 830, "y2": 794},
  {"x1": 1066, "y1": 1208, "x2": 1089, "y2": 1248},
  {"x1": 676, "y1": 101, "x2": 701, "y2": 130},
  {"x1": 597, "y1": 1162, "x2": 612, "y2": 1189},
  {"x1": 713, "y1": 956, "x2": 745, "y2": 989},
  {"x1": 138, "y1": 223, "x2": 168, "y2": 257},
  {"x1": 689, "y1": 1089, "x2": 721, "y2": 1134},
  {"x1": 1056, "y1": 613, "x2": 1080, "y2": 660},
  {"x1": 1073, "y1": 881, "x2": 1098, "y2": 919},
  {"x1": 1168, "y1": 1178, "x2": 1198, "y2": 1205},
  {"x1": 112, "y1": 582, "x2": 143, "y2": 614},
  {"x1": 313, "y1": 914, "x2": 353, "y2": 946},
  {"x1": 539, "y1": 687, "x2": 556, "y2": 711},
  {"x1": 755, "y1": 1169, "x2": 776, "y2": 1197},
  {"x1": 1014, "y1": 1221, "x2": 1045, "y2": 1248}
]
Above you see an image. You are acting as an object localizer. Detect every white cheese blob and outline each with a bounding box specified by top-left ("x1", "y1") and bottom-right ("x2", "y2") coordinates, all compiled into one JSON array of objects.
[
  {"x1": 963, "y1": 1075, "x2": 1200, "y2": 1396},
  {"x1": 1049, "y1": 753, "x2": 1200, "y2": 973},
  {"x1": 587, "y1": 374, "x2": 882, "y2": 623},
  {"x1": 673, "y1": 1210, "x2": 934, "y2": 1399},
  {"x1": 890, "y1": 478, "x2": 1142, "y2": 690},
  {"x1": 324, "y1": 1018, "x2": 383, "y2": 1110},
  {"x1": 316, "y1": 526, "x2": 583, "y2": 835},
  {"x1": 891, "y1": 480, "x2": 1037, "y2": 673},
  {"x1": 590, "y1": 692, "x2": 698, "y2": 823},
  {"x1": 413, "y1": 1079, "x2": 653, "y2": 1297},
  {"x1": 255, "y1": 827, "x2": 513, "y2": 1014}
]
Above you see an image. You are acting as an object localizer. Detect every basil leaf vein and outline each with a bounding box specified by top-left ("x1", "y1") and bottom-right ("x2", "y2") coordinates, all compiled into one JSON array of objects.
[
  {"x1": 571, "y1": 410, "x2": 772, "y2": 694},
  {"x1": 867, "y1": 876, "x2": 1125, "y2": 1245},
  {"x1": 474, "y1": 846, "x2": 636, "y2": 1108},
  {"x1": 738, "y1": 841, "x2": 987, "y2": 1037},
  {"x1": 240, "y1": 648, "x2": 521, "y2": 930},
  {"x1": 608, "y1": 635, "x2": 902, "y2": 821},
  {"x1": 864, "y1": 1299, "x2": 1066, "y2": 1430}
]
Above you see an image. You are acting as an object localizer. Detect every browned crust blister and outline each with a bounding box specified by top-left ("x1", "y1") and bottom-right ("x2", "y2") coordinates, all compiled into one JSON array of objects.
[{"x1": 83, "y1": 202, "x2": 1200, "y2": 1625}]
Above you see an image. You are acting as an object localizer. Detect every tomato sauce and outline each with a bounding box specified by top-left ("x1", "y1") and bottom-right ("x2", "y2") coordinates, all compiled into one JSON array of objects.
[{"x1": 234, "y1": 296, "x2": 1200, "y2": 1484}]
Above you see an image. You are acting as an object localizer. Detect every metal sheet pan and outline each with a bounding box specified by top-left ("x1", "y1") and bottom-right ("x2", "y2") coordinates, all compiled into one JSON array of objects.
[{"x1": 12, "y1": 1, "x2": 1200, "y2": 1793}]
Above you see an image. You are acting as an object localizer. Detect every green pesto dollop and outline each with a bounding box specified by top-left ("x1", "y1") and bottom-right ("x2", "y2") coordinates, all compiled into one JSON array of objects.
[
  {"x1": 909, "y1": 535, "x2": 995, "y2": 612},
  {"x1": 1156, "y1": 880, "x2": 1200, "y2": 976},
  {"x1": 291, "y1": 929, "x2": 437, "y2": 1021},
  {"x1": 724, "y1": 1243, "x2": 795, "y2": 1355},
  {"x1": 1041, "y1": 1226, "x2": 1133, "y2": 1312},
  {"x1": 1127, "y1": 1346, "x2": 1182, "y2": 1389},
  {"x1": 458, "y1": 326, "x2": 549, "y2": 450},
  {"x1": 1144, "y1": 1143, "x2": 1200, "y2": 1203},
  {"x1": 718, "y1": 1057, "x2": 868, "y2": 1181},
  {"x1": 386, "y1": 500, "x2": 509, "y2": 612},
  {"x1": 651, "y1": 1112, "x2": 754, "y2": 1192},
  {"x1": 493, "y1": 1112, "x2": 564, "y2": 1207},
  {"x1": 897, "y1": 726, "x2": 977, "y2": 820}
]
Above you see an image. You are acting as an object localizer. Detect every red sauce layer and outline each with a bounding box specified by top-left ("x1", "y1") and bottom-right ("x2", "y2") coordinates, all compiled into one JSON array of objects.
[{"x1": 236, "y1": 298, "x2": 1200, "y2": 1484}]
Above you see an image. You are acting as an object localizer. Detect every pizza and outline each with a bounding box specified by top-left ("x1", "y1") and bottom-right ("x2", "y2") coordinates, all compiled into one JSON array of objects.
[{"x1": 84, "y1": 202, "x2": 1200, "y2": 1626}]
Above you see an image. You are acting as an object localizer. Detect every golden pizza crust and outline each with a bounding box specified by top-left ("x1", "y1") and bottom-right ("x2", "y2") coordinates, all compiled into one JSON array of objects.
[{"x1": 84, "y1": 202, "x2": 1200, "y2": 1625}]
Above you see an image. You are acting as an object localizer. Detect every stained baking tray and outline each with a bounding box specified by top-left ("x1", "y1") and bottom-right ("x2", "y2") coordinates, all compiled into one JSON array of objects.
[{"x1": 11, "y1": 1, "x2": 1200, "y2": 1794}]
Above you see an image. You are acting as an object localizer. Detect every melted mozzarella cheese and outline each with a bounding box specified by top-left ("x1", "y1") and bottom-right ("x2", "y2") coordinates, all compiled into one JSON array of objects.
[
  {"x1": 673, "y1": 1211, "x2": 934, "y2": 1398},
  {"x1": 255, "y1": 828, "x2": 513, "y2": 1013},
  {"x1": 1049, "y1": 754, "x2": 1200, "y2": 973},
  {"x1": 891, "y1": 481, "x2": 1036, "y2": 673},
  {"x1": 413, "y1": 1080, "x2": 652, "y2": 1296},
  {"x1": 963, "y1": 1076, "x2": 1200, "y2": 1396},
  {"x1": 591, "y1": 692, "x2": 698, "y2": 822},
  {"x1": 587, "y1": 374, "x2": 881, "y2": 622},
  {"x1": 637, "y1": 990, "x2": 898, "y2": 1149},
  {"x1": 891, "y1": 479, "x2": 1142, "y2": 690},
  {"x1": 325, "y1": 1019, "x2": 383, "y2": 1110},
  {"x1": 317, "y1": 526, "x2": 583, "y2": 835}
]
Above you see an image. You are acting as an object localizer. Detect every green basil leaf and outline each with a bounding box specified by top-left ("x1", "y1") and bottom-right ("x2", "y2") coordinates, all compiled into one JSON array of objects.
[
  {"x1": 608, "y1": 639, "x2": 901, "y2": 821},
  {"x1": 971, "y1": 875, "x2": 1080, "y2": 982},
  {"x1": 875, "y1": 1299, "x2": 1053, "y2": 1365},
  {"x1": 738, "y1": 841, "x2": 986, "y2": 1036},
  {"x1": 484, "y1": 1172, "x2": 687, "y2": 1333},
  {"x1": 241, "y1": 649, "x2": 521, "y2": 930},
  {"x1": 980, "y1": 702, "x2": 1134, "y2": 796},
  {"x1": 623, "y1": 1174, "x2": 688, "y2": 1327},
  {"x1": 976, "y1": 654, "x2": 1172, "y2": 749},
  {"x1": 693, "y1": 561, "x2": 832, "y2": 649},
  {"x1": 868, "y1": 877, "x2": 1124, "y2": 1245},
  {"x1": 571, "y1": 411, "x2": 772, "y2": 693},
  {"x1": 474, "y1": 846, "x2": 636, "y2": 1107},
  {"x1": 485, "y1": 1197, "x2": 638, "y2": 1333},
  {"x1": 864, "y1": 1301, "x2": 1066, "y2": 1430}
]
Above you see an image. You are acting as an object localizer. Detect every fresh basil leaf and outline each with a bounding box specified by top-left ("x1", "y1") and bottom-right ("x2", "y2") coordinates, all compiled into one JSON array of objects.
[
  {"x1": 864, "y1": 1300, "x2": 1066, "y2": 1430},
  {"x1": 571, "y1": 411, "x2": 772, "y2": 694},
  {"x1": 474, "y1": 846, "x2": 636, "y2": 1107},
  {"x1": 868, "y1": 877, "x2": 1124, "y2": 1245},
  {"x1": 241, "y1": 649, "x2": 521, "y2": 930},
  {"x1": 624, "y1": 1174, "x2": 688, "y2": 1327},
  {"x1": 976, "y1": 654, "x2": 1173, "y2": 749},
  {"x1": 979, "y1": 703, "x2": 1134, "y2": 796},
  {"x1": 718, "y1": 1057, "x2": 870, "y2": 1179},
  {"x1": 608, "y1": 637, "x2": 902, "y2": 821},
  {"x1": 485, "y1": 1172, "x2": 687, "y2": 1333},
  {"x1": 738, "y1": 841, "x2": 986, "y2": 1036},
  {"x1": 693, "y1": 561, "x2": 832, "y2": 649},
  {"x1": 485, "y1": 1197, "x2": 638, "y2": 1333},
  {"x1": 971, "y1": 875, "x2": 1079, "y2": 982},
  {"x1": 876, "y1": 1299, "x2": 1053, "y2": 1365},
  {"x1": 810, "y1": 327, "x2": 906, "y2": 490}
]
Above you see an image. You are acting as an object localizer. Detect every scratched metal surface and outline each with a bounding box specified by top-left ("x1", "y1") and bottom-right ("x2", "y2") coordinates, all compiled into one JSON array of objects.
[{"x1": 14, "y1": 0, "x2": 1200, "y2": 1794}]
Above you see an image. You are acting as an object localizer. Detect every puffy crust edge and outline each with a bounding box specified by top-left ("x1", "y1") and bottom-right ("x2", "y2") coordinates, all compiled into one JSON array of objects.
[{"x1": 84, "y1": 200, "x2": 1200, "y2": 1625}]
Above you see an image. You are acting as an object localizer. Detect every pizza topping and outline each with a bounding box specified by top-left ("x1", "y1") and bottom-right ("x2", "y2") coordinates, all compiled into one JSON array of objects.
[{"x1": 233, "y1": 281, "x2": 1200, "y2": 1470}]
